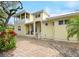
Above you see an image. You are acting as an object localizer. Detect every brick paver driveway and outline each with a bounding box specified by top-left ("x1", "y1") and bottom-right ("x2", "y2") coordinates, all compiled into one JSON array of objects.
[
  {"x1": 1, "y1": 36, "x2": 79, "y2": 57},
  {"x1": 0, "y1": 36, "x2": 61, "y2": 57}
]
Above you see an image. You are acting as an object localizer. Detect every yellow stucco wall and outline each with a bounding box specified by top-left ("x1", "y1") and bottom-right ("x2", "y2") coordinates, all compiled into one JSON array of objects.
[
  {"x1": 33, "y1": 12, "x2": 49, "y2": 21},
  {"x1": 41, "y1": 22, "x2": 54, "y2": 39},
  {"x1": 54, "y1": 18, "x2": 77, "y2": 41},
  {"x1": 42, "y1": 12, "x2": 49, "y2": 20},
  {"x1": 25, "y1": 25, "x2": 29, "y2": 34},
  {"x1": 54, "y1": 20, "x2": 68, "y2": 41},
  {"x1": 14, "y1": 23, "x2": 26, "y2": 36}
]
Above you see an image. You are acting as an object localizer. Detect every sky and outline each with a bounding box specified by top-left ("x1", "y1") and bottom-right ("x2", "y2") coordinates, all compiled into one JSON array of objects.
[
  {"x1": 9, "y1": 1, "x2": 79, "y2": 24},
  {"x1": 22, "y1": 1, "x2": 79, "y2": 14}
]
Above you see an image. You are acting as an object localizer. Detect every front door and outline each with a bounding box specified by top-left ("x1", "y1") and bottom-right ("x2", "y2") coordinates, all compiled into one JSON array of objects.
[{"x1": 35, "y1": 22, "x2": 41, "y2": 33}]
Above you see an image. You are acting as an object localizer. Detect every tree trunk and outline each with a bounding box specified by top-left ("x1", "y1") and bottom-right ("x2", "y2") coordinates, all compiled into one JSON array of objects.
[{"x1": 4, "y1": 16, "x2": 11, "y2": 26}]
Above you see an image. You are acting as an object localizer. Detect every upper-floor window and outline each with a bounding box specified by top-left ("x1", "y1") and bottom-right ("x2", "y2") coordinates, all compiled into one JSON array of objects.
[
  {"x1": 35, "y1": 14, "x2": 40, "y2": 18},
  {"x1": 59, "y1": 20, "x2": 63, "y2": 25},
  {"x1": 21, "y1": 13, "x2": 30, "y2": 19}
]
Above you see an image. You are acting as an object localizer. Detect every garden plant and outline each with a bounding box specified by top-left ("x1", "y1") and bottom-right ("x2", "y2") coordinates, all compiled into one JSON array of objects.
[{"x1": 0, "y1": 1, "x2": 23, "y2": 51}]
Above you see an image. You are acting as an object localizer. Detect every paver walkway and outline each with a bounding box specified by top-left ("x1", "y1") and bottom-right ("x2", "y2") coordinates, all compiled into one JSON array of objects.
[{"x1": 0, "y1": 36, "x2": 62, "y2": 57}]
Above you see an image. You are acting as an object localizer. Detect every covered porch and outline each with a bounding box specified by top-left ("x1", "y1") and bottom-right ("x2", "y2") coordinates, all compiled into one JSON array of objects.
[
  {"x1": 25, "y1": 21, "x2": 41, "y2": 37},
  {"x1": 25, "y1": 23, "x2": 34, "y2": 35}
]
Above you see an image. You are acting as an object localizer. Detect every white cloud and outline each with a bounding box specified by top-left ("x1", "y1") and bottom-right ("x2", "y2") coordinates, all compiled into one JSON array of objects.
[
  {"x1": 44, "y1": 7, "x2": 69, "y2": 14},
  {"x1": 66, "y1": 1, "x2": 79, "y2": 8},
  {"x1": 44, "y1": 7, "x2": 64, "y2": 14},
  {"x1": 44, "y1": 7, "x2": 51, "y2": 14}
]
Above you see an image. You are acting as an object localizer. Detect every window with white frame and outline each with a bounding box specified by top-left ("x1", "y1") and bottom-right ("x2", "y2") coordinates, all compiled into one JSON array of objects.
[
  {"x1": 35, "y1": 14, "x2": 40, "y2": 18},
  {"x1": 58, "y1": 19, "x2": 69, "y2": 25},
  {"x1": 59, "y1": 20, "x2": 63, "y2": 25}
]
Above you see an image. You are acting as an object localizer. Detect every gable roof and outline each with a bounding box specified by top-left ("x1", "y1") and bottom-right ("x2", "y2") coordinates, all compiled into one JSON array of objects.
[
  {"x1": 13, "y1": 10, "x2": 30, "y2": 17},
  {"x1": 32, "y1": 10, "x2": 49, "y2": 16},
  {"x1": 13, "y1": 9, "x2": 49, "y2": 17},
  {"x1": 46, "y1": 11, "x2": 79, "y2": 21}
]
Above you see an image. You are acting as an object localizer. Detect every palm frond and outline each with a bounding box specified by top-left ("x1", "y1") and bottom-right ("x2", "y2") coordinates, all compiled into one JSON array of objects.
[{"x1": 67, "y1": 17, "x2": 79, "y2": 40}]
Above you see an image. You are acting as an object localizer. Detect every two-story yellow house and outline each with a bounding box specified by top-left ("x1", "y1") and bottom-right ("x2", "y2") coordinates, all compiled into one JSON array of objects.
[{"x1": 14, "y1": 10, "x2": 79, "y2": 42}]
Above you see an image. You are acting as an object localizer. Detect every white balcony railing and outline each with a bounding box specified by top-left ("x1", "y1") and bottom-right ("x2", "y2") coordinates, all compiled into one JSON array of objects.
[
  {"x1": 25, "y1": 19, "x2": 33, "y2": 24},
  {"x1": 15, "y1": 19, "x2": 32, "y2": 24},
  {"x1": 15, "y1": 19, "x2": 24, "y2": 24}
]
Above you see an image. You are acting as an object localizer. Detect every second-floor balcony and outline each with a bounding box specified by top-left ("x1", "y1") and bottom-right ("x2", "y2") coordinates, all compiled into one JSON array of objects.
[
  {"x1": 15, "y1": 19, "x2": 33, "y2": 24},
  {"x1": 34, "y1": 17, "x2": 42, "y2": 21}
]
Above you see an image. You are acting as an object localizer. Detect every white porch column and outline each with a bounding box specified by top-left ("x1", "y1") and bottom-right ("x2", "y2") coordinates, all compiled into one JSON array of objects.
[
  {"x1": 40, "y1": 20, "x2": 42, "y2": 38},
  {"x1": 33, "y1": 21, "x2": 36, "y2": 36},
  {"x1": 25, "y1": 13, "x2": 26, "y2": 20},
  {"x1": 29, "y1": 25, "x2": 31, "y2": 35}
]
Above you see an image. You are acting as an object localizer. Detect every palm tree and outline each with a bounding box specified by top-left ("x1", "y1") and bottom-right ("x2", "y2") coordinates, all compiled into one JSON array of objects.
[{"x1": 67, "y1": 17, "x2": 79, "y2": 41}]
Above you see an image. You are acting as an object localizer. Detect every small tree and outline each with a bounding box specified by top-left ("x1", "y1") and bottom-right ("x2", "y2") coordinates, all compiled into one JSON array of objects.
[
  {"x1": 67, "y1": 17, "x2": 79, "y2": 41},
  {"x1": 0, "y1": 1, "x2": 23, "y2": 26},
  {"x1": 0, "y1": 1, "x2": 23, "y2": 51}
]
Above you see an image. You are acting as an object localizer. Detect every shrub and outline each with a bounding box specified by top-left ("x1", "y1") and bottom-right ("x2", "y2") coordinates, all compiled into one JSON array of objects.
[
  {"x1": 0, "y1": 37, "x2": 16, "y2": 51},
  {"x1": 0, "y1": 26, "x2": 16, "y2": 51}
]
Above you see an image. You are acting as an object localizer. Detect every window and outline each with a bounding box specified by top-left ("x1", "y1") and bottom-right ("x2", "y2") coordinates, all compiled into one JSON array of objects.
[
  {"x1": 18, "y1": 26, "x2": 21, "y2": 31},
  {"x1": 65, "y1": 20, "x2": 68, "y2": 24},
  {"x1": 35, "y1": 14, "x2": 40, "y2": 18},
  {"x1": 59, "y1": 20, "x2": 63, "y2": 25}
]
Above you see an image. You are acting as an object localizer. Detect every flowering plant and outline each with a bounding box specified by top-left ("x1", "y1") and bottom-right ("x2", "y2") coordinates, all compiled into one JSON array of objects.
[
  {"x1": 0, "y1": 31, "x2": 6, "y2": 36},
  {"x1": 0, "y1": 30, "x2": 16, "y2": 37},
  {"x1": 9, "y1": 31, "x2": 16, "y2": 36},
  {"x1": 0, "y1": 27, "x2": 16, "y2": 51}
]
